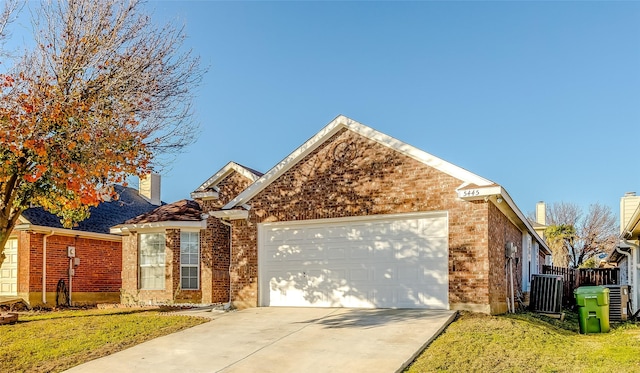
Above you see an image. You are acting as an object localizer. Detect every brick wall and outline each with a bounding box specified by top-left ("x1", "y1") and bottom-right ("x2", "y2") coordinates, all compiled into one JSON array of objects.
[
  {"x1": 230, "y1": 128, "x2": 498, "y2": 311},
  {"x1": 20, "y1": 231, "x2": 121, "y2": 306},
  {"x1": 487, "y1": 202, "x2": 523, "y2": 314},
  {"x1": 196, "y1": 170, "x2": 255, "y2": 304}
]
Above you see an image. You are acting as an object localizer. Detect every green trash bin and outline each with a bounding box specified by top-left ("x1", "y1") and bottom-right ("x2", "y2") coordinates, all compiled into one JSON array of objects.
[{"x1": 574, "y1": 286, "x2": 610, "y2": 334}]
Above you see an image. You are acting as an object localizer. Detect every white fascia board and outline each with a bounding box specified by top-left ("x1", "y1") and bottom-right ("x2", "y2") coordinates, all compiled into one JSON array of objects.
[
  {"x1": 224, "y1": 115, "x2": 493, "y2": 209},
  {"x1": 194, "y1": 161, "x2": 261, "y2": 193},
  {"x1": 222, "y1": 116, "x2": 347, "y2": 209},
  {"x1": 110, "y1": 220, "x2": 207, "y2": 235},
  {"x1": 209, "y1": 209, "x2": 249, "y2": 220},
  {"x1": 13, "y1": 223, "x2": 122, "y2": 242},
  {"x1": 456, "y1": 185, "x2": 502, "y2": 200},
  {"x1": 190, "y1": 190, "x2": 219, "y2": 200},
  {"x1": 346, "y1": 120, "x2": 493, "y2": 187}
]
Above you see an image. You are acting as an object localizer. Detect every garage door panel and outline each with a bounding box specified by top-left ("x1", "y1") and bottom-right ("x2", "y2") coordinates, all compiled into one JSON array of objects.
[{"x1": 259, "y1": 212, "x2": 448, "y2": 309}]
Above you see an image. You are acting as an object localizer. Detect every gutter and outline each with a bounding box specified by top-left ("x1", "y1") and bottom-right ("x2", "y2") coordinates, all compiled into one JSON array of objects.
[
  {"x1": 14, "y1": 223, "x2": 121, "y2": 242},
  {"x1": 622, "y1": 239, "x2": 640, "y2": 313}
]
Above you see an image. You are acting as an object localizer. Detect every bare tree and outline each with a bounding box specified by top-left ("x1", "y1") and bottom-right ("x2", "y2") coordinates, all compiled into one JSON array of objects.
[
  {"x1": 0, "y1": 0, "x2": 204, "y2": 260},
  {"x1": 544, "y1": 202, "x2": 618, "y2": 268}
]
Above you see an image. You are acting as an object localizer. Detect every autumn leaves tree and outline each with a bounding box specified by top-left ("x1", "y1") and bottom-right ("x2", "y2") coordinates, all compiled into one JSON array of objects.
[{"x1": 0, "y1": 0, "x2": 203, "y2": 260}]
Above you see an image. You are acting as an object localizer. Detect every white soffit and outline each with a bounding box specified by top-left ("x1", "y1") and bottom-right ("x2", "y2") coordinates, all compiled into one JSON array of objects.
[
  {"x1": 209, "y1": 209, "x2": 249, "y2": 220},
  {"x1": 223, "y1": 115, "x2": 494, "y2": 210}
]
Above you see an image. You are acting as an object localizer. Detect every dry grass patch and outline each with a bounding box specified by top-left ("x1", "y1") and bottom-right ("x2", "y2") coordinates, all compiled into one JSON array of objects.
[{"x1": 0, "y1": 307, "x2": 208, "y2": 373}]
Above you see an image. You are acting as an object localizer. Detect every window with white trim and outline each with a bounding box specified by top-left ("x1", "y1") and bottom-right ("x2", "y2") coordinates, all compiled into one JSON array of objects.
[
  {"x1": 139, "y1": 233, "x2": 166, "y2": 290},
  {"x1": 180, "y1": 231, "x2": 200, "y2": 290}
]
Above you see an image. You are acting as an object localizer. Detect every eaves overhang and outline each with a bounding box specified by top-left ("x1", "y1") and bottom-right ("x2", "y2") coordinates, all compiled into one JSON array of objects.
[
  {"x1": 190, "y1": 191, "x2": 219, "y2": 200},
  {"x1": 110, "y1": 220, "x2": 207, "y2": 235},
  {"x1": 13, "y1": 223, "x2": 122, "y2": 242},
  {"x1": 208, "y1": 209, "x2": 249, "y2": 221},
  {"x1": 457, "y1": 184, "x2": 552, "y2": 256}
]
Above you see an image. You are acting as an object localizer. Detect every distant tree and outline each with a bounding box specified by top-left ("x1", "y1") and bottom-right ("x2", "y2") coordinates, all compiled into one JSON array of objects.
[
  {"x1": 544, "y1": 223, "x2": 575, "y2": 268},
  {"x1": 0, "y1": 0, "x2": 203, "y2": 263},
  {"x1": 544, "y1": 202, "x2": 617, "y2": 268}
]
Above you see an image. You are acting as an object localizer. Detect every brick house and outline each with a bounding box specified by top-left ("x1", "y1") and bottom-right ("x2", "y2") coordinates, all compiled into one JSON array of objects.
[
  {"x1": 117, "y1": 115, "x2": 551, "y2": 314},
  {"x1": 0, "y1": 183, "x2": 159, "y2": 307},
  {"x1": 114, "y1": 162, "x2": 262, "y2": 305}
]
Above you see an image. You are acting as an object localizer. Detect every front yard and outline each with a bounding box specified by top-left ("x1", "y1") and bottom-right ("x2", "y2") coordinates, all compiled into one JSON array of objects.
[
  {"x1": 407, "y1": 311, "x2": 640, "y2": 372},
  {"x1": 0, "y1": 308, "x2": 208, "y2": 373}
]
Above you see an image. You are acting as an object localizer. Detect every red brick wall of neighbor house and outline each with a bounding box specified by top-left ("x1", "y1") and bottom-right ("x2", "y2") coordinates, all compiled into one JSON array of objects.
[
  {"x1": 230, "y1": 128, "x2": 496, "y2": 311},
  {"x1": 487, "y1": 202, "x2": 524, "y2": 314},
  {"x1": 18, "y1": 232, "x2": 121, "y2": 306}
]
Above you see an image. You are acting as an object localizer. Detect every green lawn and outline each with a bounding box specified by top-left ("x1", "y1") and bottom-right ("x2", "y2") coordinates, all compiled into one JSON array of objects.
[
  {"x1": 0, "y1": 308, "x2": 209, "y2": 373},
  {"x1": 406, "y1": 311, "x2": 640, "y2": 373}
]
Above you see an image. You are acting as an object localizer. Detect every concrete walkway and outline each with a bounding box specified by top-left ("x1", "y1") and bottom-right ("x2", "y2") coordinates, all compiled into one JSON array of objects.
[{"x1": 64, "y1": 307, "x2": 456, "y2": 373}]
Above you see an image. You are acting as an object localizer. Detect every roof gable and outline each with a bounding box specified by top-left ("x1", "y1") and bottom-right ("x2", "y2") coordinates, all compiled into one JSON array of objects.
[
  {"x1": 191, "y1": 161, "x2": 262, "y2": 199},
  {"x1": 223, "y1": 115, "x2": 493, "y2": 210}
]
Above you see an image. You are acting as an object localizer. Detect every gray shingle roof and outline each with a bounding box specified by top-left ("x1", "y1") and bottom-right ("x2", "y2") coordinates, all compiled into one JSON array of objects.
[{"x1": 21, "y1": 185, "x2": 159, "y2": 234}]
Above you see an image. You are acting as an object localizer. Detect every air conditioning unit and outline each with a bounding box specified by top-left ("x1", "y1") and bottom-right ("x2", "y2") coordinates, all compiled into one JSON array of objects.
[
  {"x1": 604, "y1": 285, "x2": 630, "y2": 322},
  {"x1": 530, "y1": 274, "x2": 563, "y2": 314}
]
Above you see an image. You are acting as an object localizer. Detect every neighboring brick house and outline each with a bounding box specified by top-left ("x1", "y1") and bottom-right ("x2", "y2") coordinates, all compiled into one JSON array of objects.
[
  {"x1": 0, "y1": 183, "x2": 160, "y2": 307},
  {"x1": 116, "y1": 115, "x2": 551, "y2": 314},
  {"x1": 113, "y1": 162, "x2": 262, "y2": 305}
]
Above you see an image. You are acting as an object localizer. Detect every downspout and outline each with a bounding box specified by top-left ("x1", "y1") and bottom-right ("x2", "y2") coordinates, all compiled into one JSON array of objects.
[
  {"x1": 623, "y1": 239, "x2": 640, "y2": 313},
  {"x1": 42, "y1": 231, "x2": 55, "y2": 304}
]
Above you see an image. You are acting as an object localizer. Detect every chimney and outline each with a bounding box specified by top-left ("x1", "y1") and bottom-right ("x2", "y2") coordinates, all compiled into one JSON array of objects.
[
  {"x1": 621, "y1": 192, "x2": 640, "y2": 235},
  {"x1": 139, "y1": 173, "x2": 161, "y2": 206},
  {"x1": 535, "y1": 201, "x2": 546, "y2": 226}
]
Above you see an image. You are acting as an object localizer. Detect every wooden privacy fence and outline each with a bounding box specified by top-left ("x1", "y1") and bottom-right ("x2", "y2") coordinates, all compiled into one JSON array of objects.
[{"x1": 542, "y1": 265, "x2": 620, "y2": 308}]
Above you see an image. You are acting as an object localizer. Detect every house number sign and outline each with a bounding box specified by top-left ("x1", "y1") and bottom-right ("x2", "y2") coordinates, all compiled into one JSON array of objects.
[{"x1": 460, "y1": 189, "x2": 481, "y2": 197}]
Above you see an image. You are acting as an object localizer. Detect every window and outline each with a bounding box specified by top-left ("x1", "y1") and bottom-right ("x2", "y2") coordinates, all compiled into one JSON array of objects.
[
  {"x1": 139, "y1": 233, "x2": 166, "y2": 290},
  {"x1": 180, "y1": 231, "x2": 199, "y2": 290}
]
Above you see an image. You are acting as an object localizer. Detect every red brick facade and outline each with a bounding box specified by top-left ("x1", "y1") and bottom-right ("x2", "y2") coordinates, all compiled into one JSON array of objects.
[
  {"x1": 227, "y1": 128, "x2": 533, "y2": 313},
  {"x1": 15, "y1": 231, "x2": 121, "y2": 306},
  {"x1": 116, "y1": 120, "x2": 546, "y2": 313}
]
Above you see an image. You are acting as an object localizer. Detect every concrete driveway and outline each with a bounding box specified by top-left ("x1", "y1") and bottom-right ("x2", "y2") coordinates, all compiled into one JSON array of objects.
[{"x1": 64, "y1": 307, "x2": 456, "y2": 373}]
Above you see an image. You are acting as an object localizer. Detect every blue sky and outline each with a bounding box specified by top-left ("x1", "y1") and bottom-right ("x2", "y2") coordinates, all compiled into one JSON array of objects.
[{"x1": 10, "y1": 1, "x2": 640, "y2": 220}]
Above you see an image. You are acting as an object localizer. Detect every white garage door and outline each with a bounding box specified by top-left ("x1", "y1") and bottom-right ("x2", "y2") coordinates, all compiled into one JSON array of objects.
[{"x1": 258, "y1": 212, "x2": 448, "y2": 309}]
